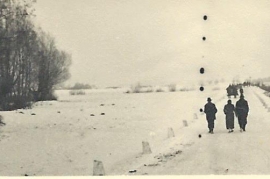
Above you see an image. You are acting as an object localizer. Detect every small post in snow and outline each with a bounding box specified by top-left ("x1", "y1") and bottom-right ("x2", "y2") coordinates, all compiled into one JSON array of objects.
[
  {"x1": 93, "y1": 160, "x2": 105, "y2": 176},
  {"x1": 142, "y1": 141, "x2": 152, "y2": 154},
  {"x1": 168, "y1": 127, "x2": 175, "y2": 138},
  {"x1": 183, "y1": 120, "x2": 188, "y2": 127}
]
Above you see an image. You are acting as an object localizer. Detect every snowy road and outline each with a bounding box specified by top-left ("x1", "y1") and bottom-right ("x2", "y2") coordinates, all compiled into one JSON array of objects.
[
  {"x1": 1, "y1": 87, "x2": 270, "y2": 175},
  {"x1": 134, "y1": 87, "x2": 270, "y2": 175}
]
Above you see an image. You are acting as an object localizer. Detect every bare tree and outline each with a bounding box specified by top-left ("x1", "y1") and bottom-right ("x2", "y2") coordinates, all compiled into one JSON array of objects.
[
  {"x1": 35, "y1": 31, "x2": 71, "y2": 101},
  {"x1": 0, "y1": 0, "x2": 71, "y2": 110}
]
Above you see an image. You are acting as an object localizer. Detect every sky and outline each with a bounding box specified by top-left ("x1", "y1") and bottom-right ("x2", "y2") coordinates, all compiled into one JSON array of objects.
[{"x1": 33, "y1": 0, "x2": 270, "y2": 87}]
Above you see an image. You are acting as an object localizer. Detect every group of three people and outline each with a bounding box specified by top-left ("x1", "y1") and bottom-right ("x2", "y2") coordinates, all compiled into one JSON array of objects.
[{"x1": 204, "y1": 95, "x2": 249, "y2": 134}]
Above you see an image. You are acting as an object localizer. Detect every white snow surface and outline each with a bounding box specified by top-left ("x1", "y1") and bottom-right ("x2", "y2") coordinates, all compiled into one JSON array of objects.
[{"x1": 0, "y1": 86, "x2": 269, "y2": 176}]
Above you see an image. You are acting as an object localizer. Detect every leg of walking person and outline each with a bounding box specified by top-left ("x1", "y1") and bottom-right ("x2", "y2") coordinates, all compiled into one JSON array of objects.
[
  {"x1": 238, "y1": 117, "x2": 242, "y2": 131},
  {"x1": 210, "y1": 119, "x2": 214, "y2": 134},
  {"x1": 231, "y1": 118, "x2": 234, "y2": 132},
  {"x1": 243, "y1": 117, "x2": 247, "y2": 131},
  {"x1": 238, "y1": 116, "x2": 243, "y2": 132},
  {"x1": 207, "y1": 119, "x2": 211, "y2": 133},
  {"x1": 226, "y1": 116, "x2": 230, "y2": 132}
]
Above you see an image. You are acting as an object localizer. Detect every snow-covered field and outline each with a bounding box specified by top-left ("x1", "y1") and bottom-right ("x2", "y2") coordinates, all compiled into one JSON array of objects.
[{"x1": 0, "y1": 85, "x2": 269, "y2": 176}]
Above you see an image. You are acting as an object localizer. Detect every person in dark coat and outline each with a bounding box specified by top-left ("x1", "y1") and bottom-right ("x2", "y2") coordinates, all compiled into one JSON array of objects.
[
  {"x1": 239, "y1": 88, "x2": 244, "y2": 95},
  {"x1": 226, "y1": 85, "x2": 232, "y2": 97},
  {"x1": 232, "y1": 85, "x2": 238, "y2": 98},
  {"x1": 204, "y1": 98, "x2": 218, "y2": 134},
  {"x1": 223, "y1": 100, "x2": 235, "y2": 133},
  {"x1": 235, "y1": 95, "x2": 249, "y2": 132}
]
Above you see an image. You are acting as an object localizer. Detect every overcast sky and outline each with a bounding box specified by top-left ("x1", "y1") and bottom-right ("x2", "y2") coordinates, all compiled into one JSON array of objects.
[{"x1": 33, "y1": 0, "x2": 270, "y2": 87}]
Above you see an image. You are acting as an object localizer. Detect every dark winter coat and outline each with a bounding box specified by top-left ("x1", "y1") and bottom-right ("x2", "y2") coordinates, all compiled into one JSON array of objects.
[
  {"x1": 224, "y1": 103, "x2": 235, "y2": 129},
  {"x1": 204, "y1": 102, "x2": 218, "y2": 120},
  {"x1": 236, "y1": 99, "x2": 249, "y2": 117}
]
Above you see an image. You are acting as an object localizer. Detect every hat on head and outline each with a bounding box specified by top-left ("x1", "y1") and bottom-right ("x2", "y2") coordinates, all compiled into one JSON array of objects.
[{"x1": 207, "y1": 97, "x2": 212, "y2": 102}]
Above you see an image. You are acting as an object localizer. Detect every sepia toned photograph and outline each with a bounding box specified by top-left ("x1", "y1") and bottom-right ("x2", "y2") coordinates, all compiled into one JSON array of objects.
[{"x1": 0, "y1": 0, "x2": 270, "y2": 176}]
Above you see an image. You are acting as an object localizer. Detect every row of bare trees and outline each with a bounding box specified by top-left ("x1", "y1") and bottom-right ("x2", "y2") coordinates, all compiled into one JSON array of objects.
[{"x1": 0, "y1": 0, "x2": 71, "y2": 110}]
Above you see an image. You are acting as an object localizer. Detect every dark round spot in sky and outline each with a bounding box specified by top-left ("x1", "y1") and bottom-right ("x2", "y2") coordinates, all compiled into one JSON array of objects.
[
  {"x1": 200, "y1": 108, "x2": 203, "y2": 112},
  {"x1": 198, "y1": 134, "x2": 202, "y2": 138},
  {"x1": 200, "y1": 87, "x2": 204, "y2": 91},
  {"x1": 200, "y1": 68, "x2": 204, "y2": 74},
  {"x1": 202, "y1": 37, "x2": 206, "y2": 41},
  {"x1": 203, "y1": 15, "x2": 207, "y2": 20}
]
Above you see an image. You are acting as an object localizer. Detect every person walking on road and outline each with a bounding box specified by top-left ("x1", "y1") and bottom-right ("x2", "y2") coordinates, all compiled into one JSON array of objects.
[
  {"x1": 204, "y1": 97, "x2": 218, "y2": 134},
  {"x1": 223, "y1": 100, "x2": 235, "y2": 133},
  {"x1": 236, "y1": 95, "x2": 249, "y2": 132}
]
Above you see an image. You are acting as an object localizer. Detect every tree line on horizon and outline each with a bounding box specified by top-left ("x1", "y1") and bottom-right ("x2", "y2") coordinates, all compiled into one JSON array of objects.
[
  {"x1": 0, "y1": 0, "x2": 71, "y2": 110},
  {"x1": 62, "y1": 83, "x2": 97, "y2": 90}
]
